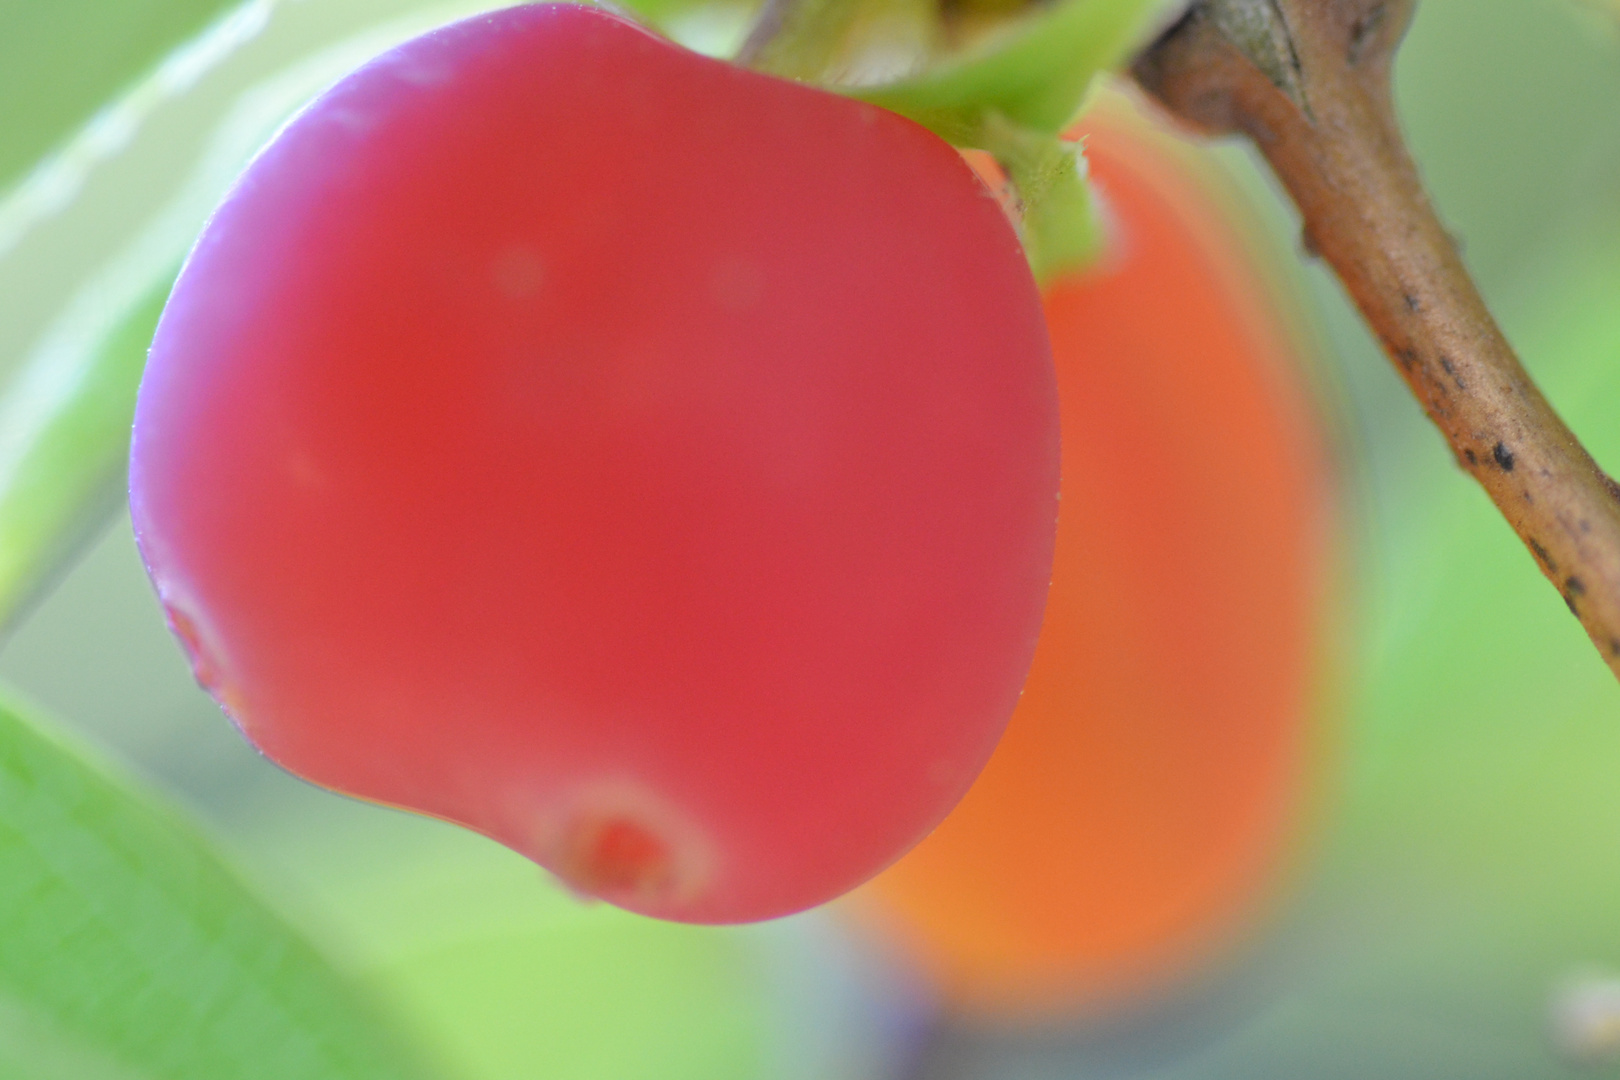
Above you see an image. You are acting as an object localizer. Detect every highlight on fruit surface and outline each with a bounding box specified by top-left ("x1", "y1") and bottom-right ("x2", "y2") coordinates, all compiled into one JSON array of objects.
[
  {"x1": 128, "y1": 2, "x2": 1061, "y2": 925},
  {"x1": 855, "y1": 98, "x2": 1337, "y2": 1014}
]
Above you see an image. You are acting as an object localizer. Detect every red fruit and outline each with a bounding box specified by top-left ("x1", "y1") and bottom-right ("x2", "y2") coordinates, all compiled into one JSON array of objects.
[
  {"x1": 128, "y1": 3, "x2": 1058, "y2": 924},
  {"x1": 858, "y1": 105, "x2": 1335, "y2": 1010}
]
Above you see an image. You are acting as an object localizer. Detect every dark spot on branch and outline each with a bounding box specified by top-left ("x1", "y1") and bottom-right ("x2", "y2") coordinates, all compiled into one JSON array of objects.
[
  {"x1": 1300, "y1": 224, "x2": 1320, "y2": 258},
  {"x1": 1464, "y1": 448, "x2": 1477, "y2": 466},
  {"x1": 1396, "y1": 347, "x2": 1417, "y2": 370},
  {"x1": 1348, "y1": 3, "x2": 1388, "y2": 65},
  {"x1": 1610, "y1": 638, "x2": 1620, "y2": 657},
  {"x1": 1528, "y1": 538, "x2": 1555, "y2": 572},
  {"x1": 1493, "y1": 442, "x2": 1516, "y2": 471},
  {"x1": 1402, "y1": 290, "x2": 1420, "y2": 312},
  {"x1": 1582, "y1": 519, "x2": 1593, "y2": 534},
  {"x1": 1567, "y1": 594, "x2": 1580, "y2": 615},
  {"x1": 1563, "y1": 576, "x2": 1586, "y2": 616},
  {"x1": 1523, "y1": 490, "x2": 1534, "y2": 504},
  {"x1": 1438, "y1": 355, "x2": 1465, "y2": 390},
  {"x1": 1155, "y1": 5, "x2": 1196, "y2": 43}
]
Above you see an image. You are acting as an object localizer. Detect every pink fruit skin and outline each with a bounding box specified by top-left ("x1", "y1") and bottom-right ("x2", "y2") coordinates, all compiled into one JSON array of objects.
[{"x1": 129, "y1": 3, "x2": 1058, "y2": 923}]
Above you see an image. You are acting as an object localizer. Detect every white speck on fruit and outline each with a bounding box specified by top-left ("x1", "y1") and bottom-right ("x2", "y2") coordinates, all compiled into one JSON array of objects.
[
  {"x1": 322, "y1": 107, "x2": 378, "y2": 136},
  {"x1": 390, "y1": 57, "x2": 454, "y2": 89},
  {"x1": 491, "y1": 245, "x2": 545, "y2": 298},
  {"x1": 709, "y1": 257, "x2": 764, "y2": 311},
  {"x1": 284, "y1": 448, "x2": 329, "y2": 490}
]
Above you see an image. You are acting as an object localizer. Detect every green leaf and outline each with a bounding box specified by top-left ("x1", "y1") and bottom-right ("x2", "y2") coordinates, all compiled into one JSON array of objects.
[
  {"x1": 0, "y1": 693, "x2": 447, "y2": 1080},
  {"x1": 0, "y1": 278, "x2": 171, "y2": 633},
  {"x1": 852, "y1": 0, "x2": 1181, "y2": 144},
  {"x1": 0, "y1": 0, "x2": 241, "y2": 191}
]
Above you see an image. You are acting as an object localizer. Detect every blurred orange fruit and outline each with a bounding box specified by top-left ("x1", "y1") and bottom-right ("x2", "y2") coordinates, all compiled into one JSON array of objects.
[{"x1": 855, "y1": 96, "x2": 1338, "y2": 1017}]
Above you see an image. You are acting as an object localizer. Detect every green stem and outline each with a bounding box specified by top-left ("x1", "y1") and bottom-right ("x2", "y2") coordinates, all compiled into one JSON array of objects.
[{"x1": 980, "y1": 115, "x2": 1103, "y2": 284}]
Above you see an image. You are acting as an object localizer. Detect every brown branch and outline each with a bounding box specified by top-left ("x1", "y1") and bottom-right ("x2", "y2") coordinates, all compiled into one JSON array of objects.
[{"x1": 1132, "y1": 0, "x2": 1620, "y2": 681}]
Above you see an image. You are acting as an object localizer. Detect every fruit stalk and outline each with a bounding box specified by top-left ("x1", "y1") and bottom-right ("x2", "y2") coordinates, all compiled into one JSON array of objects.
[{"x1": 1133, "y1": 0, "x2": 1620, "y2": 681}]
